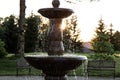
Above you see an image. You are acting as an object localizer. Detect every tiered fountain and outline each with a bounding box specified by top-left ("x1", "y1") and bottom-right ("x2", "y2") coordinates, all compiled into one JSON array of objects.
[{"x1": 24, "y1": 0, "x2": 87, "y2": 80}]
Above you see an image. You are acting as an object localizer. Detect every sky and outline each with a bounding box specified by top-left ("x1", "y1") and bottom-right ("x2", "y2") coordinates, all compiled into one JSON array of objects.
[{"x1": 0, "y1": 0, "x2": 120, "y2": 42}]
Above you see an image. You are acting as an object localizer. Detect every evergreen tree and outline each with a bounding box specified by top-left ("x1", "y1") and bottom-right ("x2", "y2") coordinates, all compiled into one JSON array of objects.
[
  {"x1": 111, "y1": 31, "x2": 120, "y2": 51},
  {"x1": 63, "y1": 15, "x2": 82, "y2": 52},
  {"x1": 25, "y1": 14, "x2": 41, "y2": 52},
  {"x1": 0, "y1": 39, "x2": 8, "y2": 58},
  {"x1": 63, "y1": 19, "x2": 71, "y2": 52},
  {"x1": 108, "y1": 23, "x2": 114, "y2": 43},
  {"x1": 92, "y1": 18, "x2": 114, "y2": 54},
  {"x1": 0, "y1": 17, "x2": 5, "y2": 41},
  {"x1": 39, "y1": 22, "x2": 49, "y2": 52},
  {"x1": 2, "y1": 15, "x2": 18, "y2": 53}
]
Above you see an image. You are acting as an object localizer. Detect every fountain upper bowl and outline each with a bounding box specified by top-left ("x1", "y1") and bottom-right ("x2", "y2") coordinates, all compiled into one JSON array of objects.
[{"x1": 38, "y1": 8, "x2": 73, "y2": 19}]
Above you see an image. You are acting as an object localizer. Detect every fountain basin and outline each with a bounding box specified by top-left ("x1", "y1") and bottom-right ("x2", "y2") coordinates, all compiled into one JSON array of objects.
[
  {"x1": 38, "y1": 8, "x2": 73, "y2": 19},
  {"x1": 24, "y1": 55, "x2": 87, "y2": 76}
]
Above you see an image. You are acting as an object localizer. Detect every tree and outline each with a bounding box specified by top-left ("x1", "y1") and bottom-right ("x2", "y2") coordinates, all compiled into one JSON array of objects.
[
  {"x1": 0, "y1": 26, "x2": 5, "y2": 41},
  {"x1": 25, "y1": 14, "x2": 41, "y2": 52},
  {"x1": 108, "y1": 23, "x2": 114, "y2": 43},
  {"x1": 39, "y1": 22, "x2": 49, "y2": 52},
  {"x1": 107, "y1": 24, "x2": 120, "y2": 51},
  {"x1": 0, "y1": 39, "x2": 8, "y2": 58},
  {"x1": 63, "y1": 19, "x2": 71, "y2": 52},
  {"x1": 63, "y1": 15, "x2": 82, "y2": 52},
  {"x1": 16, "y1": 0, "x2": 26, "y2": 56},
  {"x1": 111, "y1": 31, "x2": 120, "y2": 51},
  {"x1": 0, "y1": 18, "x2": 7, "y2": 58},
  {"x1": 2, "y1": 15, "x2": 18, "y2": 53},
  {"x1": 0, "y1": 17, "x2": 5, "y2": 41},
  {"x1": 92, "y1": 18, "x2": 114, "y2": 54},
  {"x1": 64, "y1": 0, "x2": 100, "y2": 4}
]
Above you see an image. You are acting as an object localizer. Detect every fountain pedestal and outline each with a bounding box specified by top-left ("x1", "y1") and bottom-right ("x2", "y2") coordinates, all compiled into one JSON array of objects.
[
  {"x1": 24, "y1": 0, "x2": 87, "y2": 80},
  {"x1": 48, "y1": 19, "x2": 64, "y2": 55},
  {"x1": 45, "y1": 76, "x2": 67, "y2": 80}
]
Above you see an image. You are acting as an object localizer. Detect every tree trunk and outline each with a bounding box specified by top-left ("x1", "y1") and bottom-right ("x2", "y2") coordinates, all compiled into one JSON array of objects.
[{"x1": 16, "y1": 0, "x2": 26, "y2": 56}]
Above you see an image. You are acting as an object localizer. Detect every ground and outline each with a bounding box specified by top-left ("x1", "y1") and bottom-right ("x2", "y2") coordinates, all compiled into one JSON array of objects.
[{"x1": 0, "y1": 76, "x2": 120, "y2": 80}]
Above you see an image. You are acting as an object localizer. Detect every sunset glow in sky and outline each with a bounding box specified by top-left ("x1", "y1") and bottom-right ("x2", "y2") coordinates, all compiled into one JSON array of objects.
[{"x1": 0, "y1": 0, "x2": 120, "y2": 42}]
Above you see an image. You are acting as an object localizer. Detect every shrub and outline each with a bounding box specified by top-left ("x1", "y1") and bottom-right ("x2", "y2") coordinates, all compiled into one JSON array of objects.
[
  {"x1": 90, "y1": 53, "x2": 115, "y2": 60},
  {"x1": 0, "y1": 39, "x2": 8, "y2": 58}
]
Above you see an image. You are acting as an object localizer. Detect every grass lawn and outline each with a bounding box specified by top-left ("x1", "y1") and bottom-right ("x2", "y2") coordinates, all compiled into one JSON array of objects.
[
  {"x1": 0, "y1": 54, "x2": 41, "y2": 76},
  {"x1": 0, "y1": 53, "x2": 120, "y2": 77}
]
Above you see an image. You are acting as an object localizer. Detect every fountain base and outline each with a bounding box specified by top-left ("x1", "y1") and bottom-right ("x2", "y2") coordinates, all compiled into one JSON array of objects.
[
  {"x1": 45, "y1": 75, "x2": 67, "y2": 80},
  {"x1": 24, "y1": 55, "x2": 87, "y2": 80}
]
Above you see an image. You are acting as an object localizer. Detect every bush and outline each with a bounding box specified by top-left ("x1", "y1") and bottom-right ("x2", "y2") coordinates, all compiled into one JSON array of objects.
[
  {"x1": 0, "y1": 39, "x2": 8, "y2": 58},
  {"x1": 90, "y1": 53, "x2": 115, "y2": 60}
]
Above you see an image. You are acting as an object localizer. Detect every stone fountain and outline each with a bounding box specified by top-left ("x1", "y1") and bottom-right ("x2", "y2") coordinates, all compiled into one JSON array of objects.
[{"x1": 24, "y1": 0, "x2": 87, "y2": 80}]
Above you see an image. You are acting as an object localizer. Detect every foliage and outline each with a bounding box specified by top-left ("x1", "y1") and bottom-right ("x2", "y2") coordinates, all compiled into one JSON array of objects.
[
  {"x1": 64, "y1": 0, "x2": 99, "y2": 4},
  {"x1": 63, "y1": 19, "x2": 72, "y2": 52},
  {"x1": 0, "y1": 14, "x2": 49, "y2": 53},
  {"x1": 25, "y1": 14, "x2": 41, "y2": 52},
  {"x1": 0, "y1": 39, "x2": 8, "y2": 58},
  {"x1": 90, "y1": 53, "x2": 115, "y2": 60},
  {"x1": 1, "y1": 15, "x2": 18, "y2": 54},
  {"x1": 0, "y1": 24, "x2": 5, "y2": 41},
  {"x1": 107, "y1": 24, "x2": 120, "y2": 51},
  {"x1": 92, "y1": 18, "x2": 114, "y2": 54},
  {"x1": 0, "y1": 17, "x2": 5, "y2": 41},
  {"x1": 111, "y1": 31, "x2": 120, "y2": 51},
  {"x1": 39, "y1": 23, "x2": 49, "y2": 52},
  {"x1": 63, "y1": 15, "x2": 83, "y2": 52}
]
